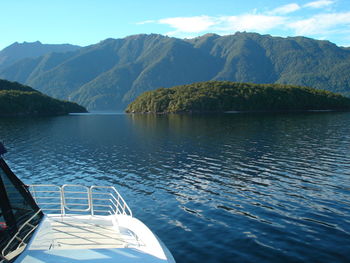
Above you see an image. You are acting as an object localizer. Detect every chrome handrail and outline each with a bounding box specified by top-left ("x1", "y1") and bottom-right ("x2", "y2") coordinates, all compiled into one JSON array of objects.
[
  {"x1": 29, "y1": 184, "x2": 132, "y2": 217},
  {"x1": 1, "y1": 209, "x2": 42, "y2": 261},
  {"x1": 29, "y1": 184, "x2": 63, "y2": 215},
  {"x1": 90, "y1": 186, "x2": 132, "y2": 216},
  {"x1": 62, "y1": 185, "x2": 91, "y2": 213}
]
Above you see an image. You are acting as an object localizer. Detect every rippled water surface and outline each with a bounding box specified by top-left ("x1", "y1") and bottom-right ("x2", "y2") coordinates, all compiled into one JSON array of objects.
[{"x1": 1, "y1": 112, "x2": 350, "y2": 262}]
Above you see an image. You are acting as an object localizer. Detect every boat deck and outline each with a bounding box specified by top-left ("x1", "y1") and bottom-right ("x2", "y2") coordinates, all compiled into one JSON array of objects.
[
  {"x1": 14, "y1": 215, "x2": 170, "y2": 263},
  {"x1": 7, "y1": 184, "x2": 174, "y2": 262},
  {"x1": 29, "y1": 214, "x2": 138, "y2": 250}
]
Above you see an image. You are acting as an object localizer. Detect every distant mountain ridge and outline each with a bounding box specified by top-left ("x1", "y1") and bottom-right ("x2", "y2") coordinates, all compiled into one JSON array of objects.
[
  {"x1": 1, "y1": 33, "x2": 350, "y2": 110},
  {"x1": 0, "y1": 41, "x2": 81, "y2": 70}
]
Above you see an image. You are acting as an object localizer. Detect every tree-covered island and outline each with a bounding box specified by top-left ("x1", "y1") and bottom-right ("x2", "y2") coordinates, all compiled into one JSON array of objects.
[
  {"x1": 126, "y1": 81, "x2": 350, "y2": 113},
  {"x1": 0, "y1": 79, "x2": 87, "y2": 116}
]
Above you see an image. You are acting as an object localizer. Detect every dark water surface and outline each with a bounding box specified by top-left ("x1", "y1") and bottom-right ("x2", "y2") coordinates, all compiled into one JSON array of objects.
[{"x1": 1, "y1": 112, "x2": 350, "y2": 263}]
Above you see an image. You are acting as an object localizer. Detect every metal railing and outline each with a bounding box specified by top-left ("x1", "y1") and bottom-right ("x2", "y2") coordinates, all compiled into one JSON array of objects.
[
  {"x1": 29, "y1": 184, "x2": 132, "y2": 217},
  {"x1": 1, "y1": 209, "x2": 42, "y2": 261}
]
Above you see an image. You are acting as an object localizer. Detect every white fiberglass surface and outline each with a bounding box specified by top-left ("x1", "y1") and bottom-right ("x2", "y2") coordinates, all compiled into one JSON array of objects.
[
  {"x1": 14, "y1": 215, "x2": 172, "y2": 263},
  {"x1": 27, "y1": 215, "x2": 139, "y2": 250},
  {"x1": 15, "y1": 248, "x2": 169, "y2": 263}
]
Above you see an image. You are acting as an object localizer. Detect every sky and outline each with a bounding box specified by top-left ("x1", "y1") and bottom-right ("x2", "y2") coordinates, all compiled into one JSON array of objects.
[{"x1": 1, "y1": 0, "x2": 350, "y2": 50}]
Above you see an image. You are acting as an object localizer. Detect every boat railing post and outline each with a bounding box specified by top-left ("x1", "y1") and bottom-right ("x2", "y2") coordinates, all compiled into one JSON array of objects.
[
  {"x1": 89, "y1": 187, "x2": 94, "y2": 216},
  {"x1": 60, "y1": 186, "x2": 65, "y2": 216}
]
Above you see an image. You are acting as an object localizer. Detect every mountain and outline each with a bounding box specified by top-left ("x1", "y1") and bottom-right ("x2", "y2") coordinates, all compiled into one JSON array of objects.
[
  {"x1": 1, "y1": 33, "x2": 350, "y2": 110},
  {"x1": 126, "y1": 81, "x2": 350, "y2": 113},
  {"x1": 0, "y1": 41, "x2": 81, "y2": 70},
  {"x1": 0, "y1": 79, "x2": 87, "y2": 116}
]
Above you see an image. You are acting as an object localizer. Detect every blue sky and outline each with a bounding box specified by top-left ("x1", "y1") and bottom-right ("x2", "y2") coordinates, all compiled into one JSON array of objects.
[{"x1": 1, "y1": 0, "x2": 350, "y2": 50}]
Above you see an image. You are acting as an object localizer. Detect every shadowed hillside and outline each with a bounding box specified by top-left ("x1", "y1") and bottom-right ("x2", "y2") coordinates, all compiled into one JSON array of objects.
[{"x1": 0, "y1": 79, "x2": 87, "y2": 116}]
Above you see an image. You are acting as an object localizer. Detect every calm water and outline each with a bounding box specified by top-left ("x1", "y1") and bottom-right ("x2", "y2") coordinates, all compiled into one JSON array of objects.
[{"x1": 1, "y1": 112, "x2": 350, "y2": 263}]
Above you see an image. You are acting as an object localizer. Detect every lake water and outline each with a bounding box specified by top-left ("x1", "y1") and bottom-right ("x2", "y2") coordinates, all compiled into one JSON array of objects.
[{"x1": 1, "y1": 112, "x2": 350, "y2": 263}]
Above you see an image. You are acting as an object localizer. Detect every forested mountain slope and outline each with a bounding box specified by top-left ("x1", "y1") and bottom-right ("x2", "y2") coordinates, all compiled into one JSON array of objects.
[
  {"x1": 126, "y1": 81, "x2": 350, "y2": 113},
  {"x1": 0, "y1": 79, "x2": 86, "y2": 116},
  {"x1": 1, "y1": 33, "x2": 349, "y2": 110}
]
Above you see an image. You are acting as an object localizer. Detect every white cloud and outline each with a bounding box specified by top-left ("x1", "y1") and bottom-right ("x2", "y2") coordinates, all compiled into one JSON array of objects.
[
  {"x1": 304, "y1": 0, "x2": 334, "y2": 9},
  {"x1": 269, "y1": 3, "x2": 301, "y2": 15},
  {"x1": 159, "y1": 16, "x2": 216, "y2": 33},
  {"x1": 157, "y1": 14, "x2": 286, "y2": 36},
  {"x1": 136, "y1": 1, "x2": 350, "y2": 46},
  {"x1": 136, "y1": 20, "x2": 156, "y2": 25},
  {"x1": 288, "y1": 12, "x2": 350, "y2": 35},
  {"x1": 220, "y1": 15, "x2": 286, "y2": 31}
]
